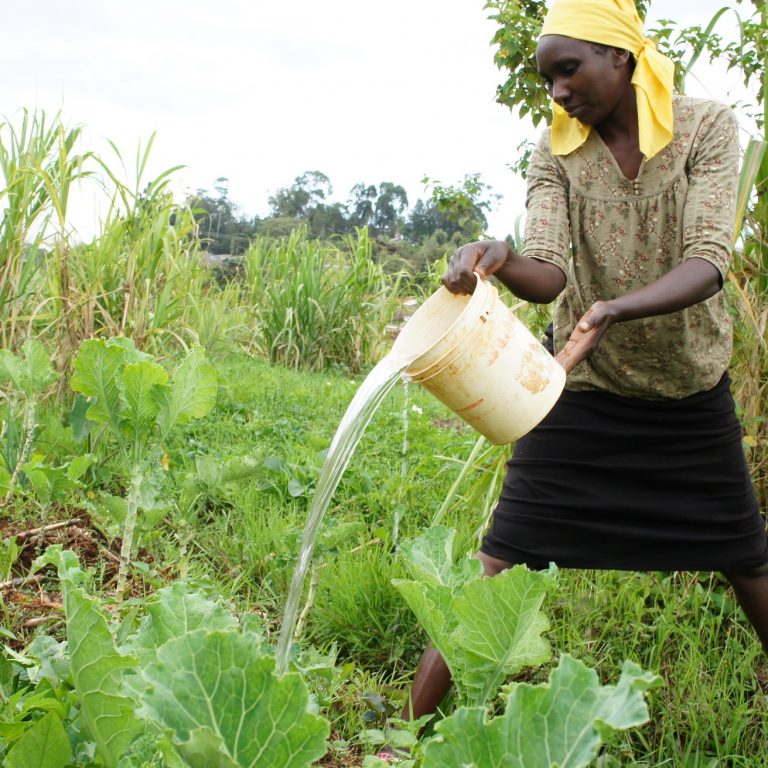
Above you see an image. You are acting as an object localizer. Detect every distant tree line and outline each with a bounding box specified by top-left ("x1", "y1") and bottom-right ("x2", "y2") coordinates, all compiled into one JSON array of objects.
[{"x1": 184, "y1": 171, "x2": 500, "y2": 270}]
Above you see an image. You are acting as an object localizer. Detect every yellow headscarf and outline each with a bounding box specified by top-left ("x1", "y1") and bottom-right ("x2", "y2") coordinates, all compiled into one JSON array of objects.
[{"x1": 540, "y1": 0, "x2": 675, "y2": 159}]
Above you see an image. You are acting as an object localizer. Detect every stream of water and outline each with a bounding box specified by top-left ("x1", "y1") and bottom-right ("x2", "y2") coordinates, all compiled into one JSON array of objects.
[{"x1": 274, "y1": 353, "x2": 412, "y2": 674}]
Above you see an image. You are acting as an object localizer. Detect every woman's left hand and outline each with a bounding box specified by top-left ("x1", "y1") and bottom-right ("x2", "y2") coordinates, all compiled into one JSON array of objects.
[
  {"x1": 555, "y1": 259, "x2": 723, "y2": 374},
  {"x1": 555, "y1": 301, "x2": 617, "y2": 374}
]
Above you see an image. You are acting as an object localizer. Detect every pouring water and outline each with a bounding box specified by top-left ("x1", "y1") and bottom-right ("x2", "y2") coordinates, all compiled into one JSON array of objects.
[
  {"x1": 274, "y1": 277, "x2": 565, "y2": 674},
  {"x1": 275, "y1": 353, "x2": 414, "y2": 674}
]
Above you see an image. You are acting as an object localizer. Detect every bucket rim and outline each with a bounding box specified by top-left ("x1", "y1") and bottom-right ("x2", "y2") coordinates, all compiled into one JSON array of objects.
[
  {"x1": 391, "y1": 272, "x2": 492, "y2": 371},
  {"x1": 406, "y1": 304, "x2": 494, "y2": 383}
]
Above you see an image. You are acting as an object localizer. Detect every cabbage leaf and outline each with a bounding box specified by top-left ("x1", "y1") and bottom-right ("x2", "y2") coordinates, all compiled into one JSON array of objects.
[{"x1": 423, "y1": 654, "x2": 661, "y2": 768}]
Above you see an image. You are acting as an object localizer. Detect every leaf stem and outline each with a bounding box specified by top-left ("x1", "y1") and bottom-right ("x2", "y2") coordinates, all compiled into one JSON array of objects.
[{"x1": 294, "y1": 562, "x2": 319, "y2": 643}]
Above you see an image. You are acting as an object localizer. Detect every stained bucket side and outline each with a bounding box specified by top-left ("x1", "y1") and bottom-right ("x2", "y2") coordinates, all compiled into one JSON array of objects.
[
  {"x1": 416, "y1": 296, "x2": 566, "y2": 443},
  {"x1": 390, "y1": 276, "x2": 565, "y2": 444}
]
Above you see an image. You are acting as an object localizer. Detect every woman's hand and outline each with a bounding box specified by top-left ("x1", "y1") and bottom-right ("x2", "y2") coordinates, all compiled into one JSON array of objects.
[
  {"x1": 555, "y1": 258, "x2": 723, "y2": 374},
  {"x1": 555, "y1": 300, "x2": 617, "y2": 374},
  {"x1": 442, "y1": 240, "x2": 512, "y2": 294}
]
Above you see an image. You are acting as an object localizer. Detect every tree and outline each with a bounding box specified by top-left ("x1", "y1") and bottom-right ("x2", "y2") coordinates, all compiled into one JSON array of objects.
[
  {"x1": 403, "y1": 199, "x2": 456, "y2": 244},
  {"x1": 371, "y1": 182, "x2": 409, "y2": 237},
  {"x1": 264, "y1": 171, "x2": 354, "y2": 239},
  {"x1": 484, "y1": 0, "x2": 551, "y2": 129},
  {"x1": 346, "y1": 182, "x2": 409, "y2": 237},
  {"x1": 347, "y1": 183, "x2": 378, "y2": 229},
  {"x1": 422, "y1": 173, "x2": 498, "y2": 241},
  {"x1": 306, "y1": 201, "x2": 352, "y2": 239},
  {"x1": 186, "y1": 178, "x2": 259, "y2": 254},
  {"x1": 268, "y1": 171, "x2": 333, "y2": 219}
]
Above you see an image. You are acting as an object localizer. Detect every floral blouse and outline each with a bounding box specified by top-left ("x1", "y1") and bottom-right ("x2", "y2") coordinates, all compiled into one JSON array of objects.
[{"x1": 522, "y1": 95, "x2": 738, "y2": 399}]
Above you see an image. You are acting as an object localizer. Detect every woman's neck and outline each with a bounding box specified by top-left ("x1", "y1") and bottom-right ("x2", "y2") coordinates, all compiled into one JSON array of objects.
[
  {"x1": 595, "y1": 85, "x2": 639, "y2": 145},
  {"x1": 596, "y1": 86, "x2": 643, "y2": 179}
]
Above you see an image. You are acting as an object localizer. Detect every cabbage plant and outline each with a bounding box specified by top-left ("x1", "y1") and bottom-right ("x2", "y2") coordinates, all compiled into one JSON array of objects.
[
  {"x1": 422, "y1": 654, "x2": 660, "y2": 768},
  {"x1": 20, "y1": 546, "x2": 331, "y2": 768},
  {"x1": 392, "y1": 526, "x2": 661, "y2": 767},
  {"x1": 393, "y1": 525, "x2": 556, "y2": 708},
  {"x1": 0, "y1": 339, "x2": 58, "y2": 502},
  {"x1": 71, "y1": 337, "x2": 217, "y2": 594}
]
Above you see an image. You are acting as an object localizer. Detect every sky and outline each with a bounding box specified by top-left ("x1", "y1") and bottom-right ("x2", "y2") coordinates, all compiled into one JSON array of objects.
[{"x1": 0, "y1": 0, "x2": 756, "y2": 241}]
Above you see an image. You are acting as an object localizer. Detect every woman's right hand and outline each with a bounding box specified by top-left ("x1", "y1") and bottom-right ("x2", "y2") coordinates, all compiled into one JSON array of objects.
[{"x1": 442, "y1": 240, "x2": 513, "y2": 294}]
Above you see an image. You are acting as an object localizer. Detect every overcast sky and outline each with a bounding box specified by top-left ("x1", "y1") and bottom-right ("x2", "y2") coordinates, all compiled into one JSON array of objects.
[{"x1": 0, "y1": 0, "x2": 755, "y2": 240}]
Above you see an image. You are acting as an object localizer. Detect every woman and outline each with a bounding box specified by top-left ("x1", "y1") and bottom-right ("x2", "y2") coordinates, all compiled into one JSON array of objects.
[{"x1": 377, "y1": 0, "x2": 768, "y2": 761}]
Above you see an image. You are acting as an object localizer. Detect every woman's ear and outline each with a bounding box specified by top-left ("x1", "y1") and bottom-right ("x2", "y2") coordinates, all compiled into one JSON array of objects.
[{"x1": 611, "y1": 48, "x2": 631, "y2": 68}]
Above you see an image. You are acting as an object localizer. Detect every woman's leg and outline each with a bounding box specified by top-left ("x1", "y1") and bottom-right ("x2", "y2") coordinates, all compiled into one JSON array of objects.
[
  {"x1": 402, "y1": 553, "x2": 513, "y2": 718},
  {"x1": 724, "y1": 564, "x2": 768, "y2": 654},
  {"x1": 400, "y1": 646, "x2": 452, "y2": 722}
]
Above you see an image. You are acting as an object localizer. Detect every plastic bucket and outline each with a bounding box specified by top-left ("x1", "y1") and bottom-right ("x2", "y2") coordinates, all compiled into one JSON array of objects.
[{"x1": 389, "y1": 276, "x2": 565, "y2": 445}]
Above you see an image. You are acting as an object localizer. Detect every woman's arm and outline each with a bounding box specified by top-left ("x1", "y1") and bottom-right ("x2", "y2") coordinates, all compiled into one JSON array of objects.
[
  {"x1": 442, "y1": 240, "x2": 566, "y2": 303},
  {"x1": 443, "y1": 131, "x2": 569, "y2": 303},
  {"x1": 556, "y1": 257, "x2": 721, "y2": 372}
]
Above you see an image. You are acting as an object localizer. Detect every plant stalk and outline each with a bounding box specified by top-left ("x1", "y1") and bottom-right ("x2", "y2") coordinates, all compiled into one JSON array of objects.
[
  {"x1": 293, "y1": 562, "x2": 319, "y2": 643},
  {"x1": 432, "y1": 435, "x2": 486, "y2": 526},
  {"x1": 3, "y1": 398, "x2": 37, "y2": 506},
  {"x1": 116, "y1": 466, "x2": 143, "y2": 597}
]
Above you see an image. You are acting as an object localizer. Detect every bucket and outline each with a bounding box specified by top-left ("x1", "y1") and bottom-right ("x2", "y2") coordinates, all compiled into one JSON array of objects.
[{"x1": 389, "y1": 275, "x2": 565, "y2": 445}]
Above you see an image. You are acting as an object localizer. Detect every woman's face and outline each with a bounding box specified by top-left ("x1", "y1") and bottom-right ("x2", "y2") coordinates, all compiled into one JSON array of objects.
[{"x1": 535, "y1": 35, "x2": 631, "y2": 126}]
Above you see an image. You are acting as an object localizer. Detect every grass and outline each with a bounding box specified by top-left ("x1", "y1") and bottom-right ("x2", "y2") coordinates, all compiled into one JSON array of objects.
[
  {"x1": 548, "y1": 570, "x2": 767, "y2": 764},
  {"x1": 1, "y1": 349, "x2": 767, "y2": 764},
  {"x1": 139, "y1": 353, "x2": 768, "y2": 763},
  {"x1": 243, "y1": 228, "x2": 410, "y2": 372}
]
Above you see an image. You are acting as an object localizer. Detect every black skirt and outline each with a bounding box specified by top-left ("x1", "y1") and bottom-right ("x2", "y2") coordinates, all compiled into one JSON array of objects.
[{"x1": 480, "y1": 374, "x2": 768, "y2": 572}]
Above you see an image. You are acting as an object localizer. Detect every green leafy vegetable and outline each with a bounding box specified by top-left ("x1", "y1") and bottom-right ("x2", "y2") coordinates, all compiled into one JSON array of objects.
[
  {"x1": 29, "y1": 550, "x2": 331, "y2": 767},
  {"x1": 0, "y1": 339, "x2": 58, "y2": 397},
  {"x1": 71, "y1": 337, "x2": 144, "y2": 435},
  {"x1": 126, "y1": 581, "x2": 239, "y2": 665},
  {"x1": 393, "y1": 526, "x2": 555, "y2": 706},
  {"x1": 21, "y1": 453, "x2": 95, "y2": 505},
  {"x1": 117, "y1": 360, "x2": 169, "y2": 456},
  {"x1": 155, "y1": 345, "x2": 219, "y2": 440},
  {"x1": 4, "y1": 711, "x2": 72, "y2": 768},
  {"x1": 38, "y1": 546, "x2": 146, "y2": 768},
  {"x1": 422, "y1": 654, "x2": 661, "y2": 768},
  {"x1": 398, "y1": 524, "x2": 484, "y2": 588},
  {"x1": 0, "y1": 340, "x2": 59, "y2": 500},
  {"x1": 136, "y1": 629, "x2": 330, "y2": 768},
  {"x1": 70, "y1": 337, "x2": 217, "y2": 594}
]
